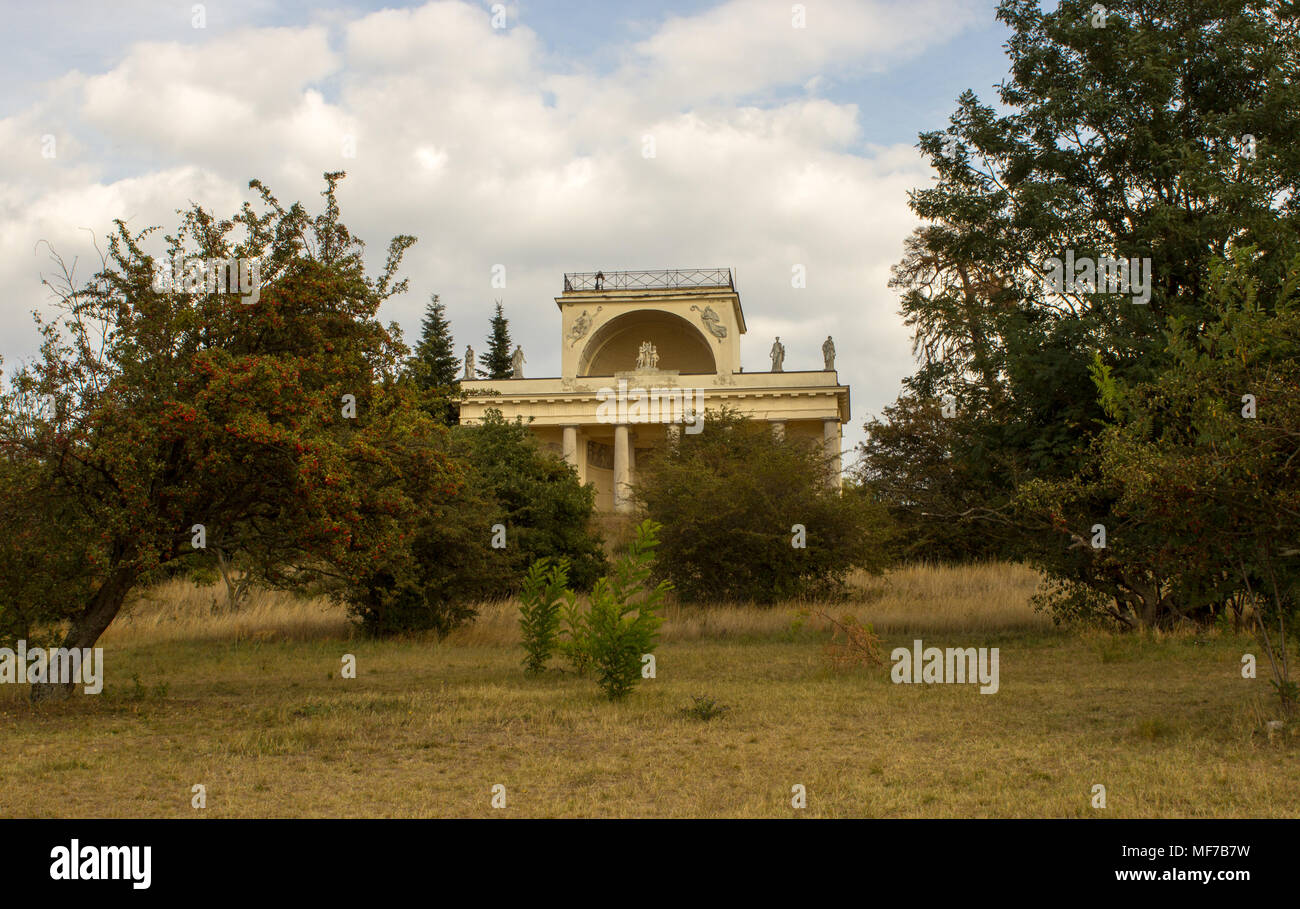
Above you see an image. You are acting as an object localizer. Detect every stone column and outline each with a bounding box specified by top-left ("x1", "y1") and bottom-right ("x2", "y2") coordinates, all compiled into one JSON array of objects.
[
  {"x1": 823, "y1": 419, "x2": 841, "y2": 489},
  {"x1": 771, "y1": 420, "x2": 786, "y2": 441},
  {"x1": 614, "y1": 424, "x2": 632, "y2": 513},
  {"x1": 562, "y1": 425, "x2": 578, "y2": 468}
]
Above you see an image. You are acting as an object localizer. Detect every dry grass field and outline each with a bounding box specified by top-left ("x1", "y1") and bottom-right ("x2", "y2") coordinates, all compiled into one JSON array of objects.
[{"x1": 2, "y1": 562, "x2": 1296, "y2": 818}]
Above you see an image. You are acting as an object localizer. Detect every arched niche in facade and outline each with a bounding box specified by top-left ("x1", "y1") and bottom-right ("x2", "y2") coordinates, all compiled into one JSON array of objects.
[{"x1": 577, "y1": 309, "x2": 717, "y2": 376}]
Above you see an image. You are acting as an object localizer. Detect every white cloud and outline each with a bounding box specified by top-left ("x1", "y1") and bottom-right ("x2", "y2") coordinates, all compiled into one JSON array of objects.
[
  {"x1": 0, "y1": 0, "x2": 982, "y2": 450},
  {"x1": 631, "y1": 0, "x2": 981, "y2": 103}
]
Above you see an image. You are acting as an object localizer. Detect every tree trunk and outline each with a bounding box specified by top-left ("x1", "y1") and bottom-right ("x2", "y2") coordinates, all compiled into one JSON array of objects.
[
  {"x1": 215, "y1": 548, "x2": 246, "y2": 613},
  {"x1": 29, "y1": 567, "x2": 137, "y2": 703}
]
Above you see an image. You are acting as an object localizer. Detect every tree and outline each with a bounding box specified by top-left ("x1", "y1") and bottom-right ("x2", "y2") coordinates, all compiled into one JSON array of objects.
[
  {"x1": 863, "y1": 0, "x2": 1300, "y2": 621},
  {"x1": 336, "y1": 380, "x2": 501, "y2": 638},
  {"x1": 408, "y1": 293, "x2": 460, "y2": 424},
  {"x1": 0, "y1": 173, "x2": 491, "y2": 697},
  {"x1": 1033, "y1": 249, "x2": 1299, "y2": 701},
  {"x1": 584, "y1": 520, "x2": 670, "y2": 700},
  {"x1": 413, "y1": 294, "x2": 460, "y2": 388},
  {"x1": 636, "y1": 410, "x2": 890, "y2": 603},
  {"x1": 516, "y1": 521, "x2": 669, "y2": 700},
  {"x1": 518, "y1": 558, "x2": 573, "y2": 674},
  {"x1": 479, "y1": 301, "x2": 513, "y2": 380},
  {"x1": 857, "y1": 394, "x2": 1014, "y2": 562},
  {"x1": 452, "y1": 409, "x2": 608, "y2": 591}
]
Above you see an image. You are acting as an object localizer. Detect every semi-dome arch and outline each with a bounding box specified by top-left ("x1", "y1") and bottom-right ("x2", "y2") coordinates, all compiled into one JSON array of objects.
[{"x1": 577, "y1": 310, "x2": 717, "y2": 376}]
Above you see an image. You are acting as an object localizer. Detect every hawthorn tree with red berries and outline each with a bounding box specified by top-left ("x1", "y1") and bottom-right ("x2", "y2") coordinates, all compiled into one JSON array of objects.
[{"x1": 0, "y1": 173, "x2": 496, "y2": 698}]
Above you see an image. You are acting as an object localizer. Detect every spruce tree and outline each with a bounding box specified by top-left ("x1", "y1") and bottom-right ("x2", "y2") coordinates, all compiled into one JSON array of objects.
[
  {"x1": 480, "y1": 301, "x2": 514, "y2": 380},
  {"x1": 412, "y1": 294, "x2": 460, "y2": 389},
  {"x1": 406, "y1": 294, "x2": 461, "y2": 425}
]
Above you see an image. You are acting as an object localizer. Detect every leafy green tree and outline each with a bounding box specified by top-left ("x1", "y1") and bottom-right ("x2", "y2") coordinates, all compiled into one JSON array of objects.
[
  {"x1": 585, "y1": 520, "x2": 670, "y2": 700},
  {"x1": 343, "y1": 389, "x2": 500, "y2": 638},
  {"x1": 858, "y1": 394, "x2": 1015, "y2": 562},
  {"x1": 636, "y1": 410, "x2": 890, "y2": 603},
  {"x1": 558, "y1": 592, "x2": 593, "y2": 676},
  {"x1": 864, "y1": 0, "x2": 1300, "y2": 619},
  {"x1": 0, "y1": 173, "x2": 492, "y2": 696},
  {"x1": 518, "y1": 558, "x2": 573, "y2": 674},
  {"x1": 452, "y1": 409, "x2": 608, "y2": 591},
  {"x1": 479, "y1": 301, "x2": 513, "y2": 380},
  {"x1": 1027, "y1": 249, "x2": 1299, "y2": 706}
]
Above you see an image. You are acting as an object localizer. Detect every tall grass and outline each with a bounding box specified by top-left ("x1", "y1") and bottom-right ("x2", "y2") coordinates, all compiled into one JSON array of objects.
[
  {"x1": 100, "y1": 561, "x2": 1048, "y2": 647},
  {"x1": 101, "y1": 577, "x2": 351, "y2": 645}
]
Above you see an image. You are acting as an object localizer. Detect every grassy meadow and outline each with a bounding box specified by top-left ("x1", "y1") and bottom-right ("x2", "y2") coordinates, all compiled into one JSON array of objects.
[{"x1": 2, "y1": 563, "x2": 1296, "y2": 818}]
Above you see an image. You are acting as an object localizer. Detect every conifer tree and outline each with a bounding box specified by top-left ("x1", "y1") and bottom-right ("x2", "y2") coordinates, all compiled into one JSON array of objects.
[
  {"x1": 409, "y1": 293, "x2": 461, "y2": 424},
  {"x1": 480, "y1": 300, "x2": 514, "y2": 379},
  {"x1": 412, "y1": 294, "x2": 460, "y2": 390}
]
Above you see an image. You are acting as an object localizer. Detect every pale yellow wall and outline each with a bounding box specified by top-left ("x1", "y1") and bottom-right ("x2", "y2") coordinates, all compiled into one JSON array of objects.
[
  {"x1": 460, "y1": 372, "x2": 851, "y2": 426},
  {"x1": 784, "y1": 420, "x2": 826, "y2": 445},
  {"x1": 580, "y1": 426, "x2": 616, "y2": 511},
  {"x1": 531, "y1": 425, "x2": 563, "y2": 458},
  {"x1": 559, "y1": 286, "x2": 744, "y2": 379},
  {"x1": 579, "y1": 311, "x2": 716, "y2": 375},
  {"x1": 462, "y1": 276, "x2": 846, "y2": 511}
]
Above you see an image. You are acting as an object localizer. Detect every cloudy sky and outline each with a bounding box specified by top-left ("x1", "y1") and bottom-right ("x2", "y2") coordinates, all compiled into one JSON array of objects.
[{"x1": 1, "y1": 0, "x2": 1012, "y2": 458}]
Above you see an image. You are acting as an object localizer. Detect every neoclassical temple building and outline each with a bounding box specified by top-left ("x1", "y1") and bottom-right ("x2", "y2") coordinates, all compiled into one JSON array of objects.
[{"x1": 459, "y1": 268, "x2": 850, "y2": 512}]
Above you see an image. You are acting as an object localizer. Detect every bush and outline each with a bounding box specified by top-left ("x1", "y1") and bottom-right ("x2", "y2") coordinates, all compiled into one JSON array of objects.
[
  {"x1": 585, "y1": 520, "x2": 670, "y2": 700},
  {"x1": 680, "y1": 695, "x2": 731, "y2": 721},
  {"x1": 344, "y1": 408, "x2": 501, "y2": 637},
  {"x1": 518, "y1": 558, "x2": 572, "y2": 674},
  {"x1": 522, "y1": 520, "x2": 669, "y2": 699},
  {"x1": 558, "y1": 593, "x2": 593, "y2": 676},
  {"x1": 352, "y1": 406, "x2": 614, "y2": 638},
  {"x1": 634, "y1": 409, "x2": 891, "y2": 603},
  {"x1": 453, "y1": 409, "x2": 608, "y2": 592}
]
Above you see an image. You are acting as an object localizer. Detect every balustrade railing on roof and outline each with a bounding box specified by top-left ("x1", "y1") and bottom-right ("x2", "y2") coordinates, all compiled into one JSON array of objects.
[{"x1": 562, "y1": 268, "x2": 734, "y2": 293}]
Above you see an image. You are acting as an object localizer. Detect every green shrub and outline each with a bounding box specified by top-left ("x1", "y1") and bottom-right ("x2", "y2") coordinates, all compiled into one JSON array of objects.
[
  {"x1": 518, "y1": 558, "x2": 573, "y2": 674},
  {"x1": 680, "y1": 695, "x2": 731, "y2": 721},
  {"x1": 347, "y1": 469, "x2": 500, "y2": 637},
  {"x1": 558, "y1": 594, "x2": 593, "y2": 676},
  {"x1": 634, "y1": 409, "x2": 890, "y2": 603},
  {"x1": 527, "y1": 520, "x2": 669, "y2": 697},
  {"x1": 585, "y1": 520, "x2": 671, "y2": 700},
  {"x1": 453, "y1": 410, "x2": 608, "y2": 592}
]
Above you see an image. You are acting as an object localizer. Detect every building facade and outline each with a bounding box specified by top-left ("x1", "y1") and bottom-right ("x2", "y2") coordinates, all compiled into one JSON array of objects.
[{"x1": 459, "y1": 268, "x2": 850, "y2": 512}]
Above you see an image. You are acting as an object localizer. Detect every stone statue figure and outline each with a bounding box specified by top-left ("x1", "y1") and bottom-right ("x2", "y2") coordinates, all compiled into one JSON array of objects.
[
  {"x1": 463, "y1": 345, "x2": 476, "y2": 380},
  {"x1": 690, "y1": 304, "x2": 727, "y2": 340},
  {"x1": 635, "y1": 341, "x2": 659, "y2": 370},
  {"x1": 770, "y1": 337, "x2": 785, "y2": 372},
  {"x1": 567, "y1": 306, "x2": 602, "y2": 347},
  {"x1": 511, "y1": 345, "x2": 526, "y2": 379},
  {"x1": 822, "y1": 335, "x2": 835, "y2": 371}
]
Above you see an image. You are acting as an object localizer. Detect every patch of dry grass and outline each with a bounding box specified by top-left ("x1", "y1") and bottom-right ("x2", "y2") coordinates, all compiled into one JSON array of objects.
[
  {"x1": 101, "y1": 577, "x2": 351, "y2": 646},
  {"x1": 104, "y1": 561, "x2": 1043, "y2": 649},
  {"x1": 6, "y1": 562, "x2": 1294, "y2": 818}
]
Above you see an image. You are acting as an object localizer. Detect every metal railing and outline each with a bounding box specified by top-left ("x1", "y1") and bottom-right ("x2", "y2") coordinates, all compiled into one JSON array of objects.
[{"x1": 563, "y1": 268, "x2": 734, "y2": 293}]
